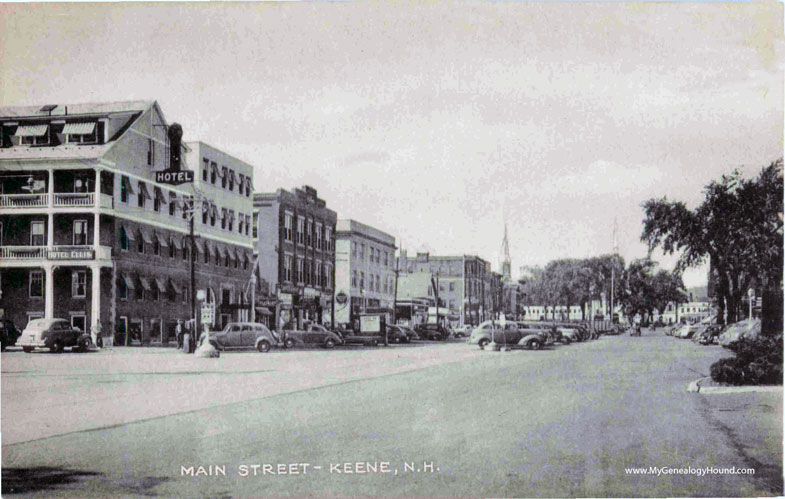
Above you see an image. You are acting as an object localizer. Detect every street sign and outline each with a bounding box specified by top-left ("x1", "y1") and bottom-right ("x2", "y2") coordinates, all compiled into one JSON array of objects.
[
  {"x1": 155, "y1": 169, "x2": 193, "y2": 185},
  {"x1": 201, "y1": 304, "x2": 214, "y2": 324}
]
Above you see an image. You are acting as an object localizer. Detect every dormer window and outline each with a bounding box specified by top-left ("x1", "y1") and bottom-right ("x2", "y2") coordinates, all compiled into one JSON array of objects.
[
  {"x1": 15, "y1": 125, "x2": 49, "y2": 146},
  {"x1": 63, "y1": 122, "x2": 97, "y2": 144}
]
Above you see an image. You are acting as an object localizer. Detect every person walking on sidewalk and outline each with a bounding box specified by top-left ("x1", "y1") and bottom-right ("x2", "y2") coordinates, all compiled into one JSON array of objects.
[{"x1": 175, "y1": 321, "x2": 183, "y2": 349}]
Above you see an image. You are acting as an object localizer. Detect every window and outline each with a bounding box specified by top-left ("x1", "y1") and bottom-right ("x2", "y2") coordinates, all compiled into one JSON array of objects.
[
  {"x1": 210, "y1": 207, "x2": 216, "y2": 227},
  {"x1": 153, "y1": 237, "x2": 160, "y2": 256},
  {"x1": 284, "y1": 213, "x2": 293, "y2": 242},
  {"x1": 352, "y1": 242, "x2": 357, "y2": 257},
  {"x1": 168, "y1": 198, "x2": 176, "y2": 216},
  {"x1": 153, "y1": 190, "x2": 161, "y2": 212},
  {"x1": 238, "y1": 174, "x2": 244, "y2": 194},
  {"x1": 137, "y1": 231, "x2": 145, "y2": 253},
  {"x1": 119, "y1": 227, "x2": 129, "y2": 251},
  {"x1": 297, "y1": 216, "x2": 305, "y2": 244},
  {"x1": 204, "y1": 249, "x2": 209, "y2": 264},
  {"x1": 138, "y1": 182, "x2": 146, "y2": 208},
  {"x1": 72, "y1": 271, "x2": 86, "y2": 297},
  {"x1": 183, "y1": 287, "x2": 188, "y2": 304},
  {"x1": 316, "y1": 223, "x2": 323, "y2": 250},
  {"x1": 243, "y1": 255, "x2": 249, "y2": 270},
  {"x1": 449, "y1": 282, "x2": 455, "y2": 292},
  {"x1": 246, "y1": 180, "x2": 251, "y2": 197},
  {"x1": 120, "y1": 176, "x2": 129, "y2": 203},
  {"x1": 238, "y1": 214, "x2": 244, "y2": 234},
  {"x1": 152, "y1": 286, "x2": 160, "y2": 302},
  {"x1": 228, "y1": 170, "x2": 234, "y2": 190},
  {"x1": 182, "y1": 241, "x2": 189, "y2": 261},
  {"x1": 326, "y1": 265, "x2": 332, "y2": 288},
  {"x1": 119, "y1": 278, "x2": 128, "y2": 301},
  {"x1": 221, "y1": 209, "x2": 227, "y2": 230},
  {"x1": 202, "y1": 158, "x2": 209, "y2": 181},
  {"x1": 360, "y1": 243, "x2": 365, "y2": 260},
  {"x1": 30, "y1": 221, "x2": 45, "y2": 246},
  {"x1": 147, "y1": 138, "x2": 154, "y2": 166},
  {"x1": 228, "y1": 211, "x2": 234, "y2": 232},
  {"x1": 210, "y1": 162, "x2": 217, "y2": 184},
  {"x1": 67, "y1": 125, "x2": 97, "y2": 144},
  {"x1": 316, "y1": 261, "x2": 323, "y2": 287},
  {"x1": 21, "y1": 133, "x2": 49, "y2": 146},
  {"x1": 202, "y1": 205, "x2": 208, "y2": 224},
  {"x1": 325, "y1": 227, "x2": 332, "y2": 251},
  {"x1": 246, "y1": 213, "x2": 251, "y2": 236},
  {"x1": 224, "y1": 253, "x2": 230, "y2": 267},
  {"x1": 29, "y1": 271, "x2": 43, "y2": 298},
  {"x1": 74, "y1": 175, "x2": 91, "y2": 193},
  {"x1": 296, "y1": 258, "x2": 304, "y2": 283},
  {"x1": 360, "y1": 271, "x2": 365, "y2": 290},
  {"x1": 221, "y1": 167, "x2": 227, "y2": 188},
  {"x1": 252, "y1": 212, "x2": 258, "y2": 239},
  {"x1": 73, "y1": 220, "x2": 88, "y2": 245},
  {"x1": 306, "y1": 220, "x2": 313, "y2": 247},
  {"x1": 352, "y1": 270, "x2": 357, "y2": 287},
  {"x1": 169, "y1": 239, "x2": 175, "y2": 258},
  {"x1": 284, "y1": 255, "x2": 293, "y2": 282}
]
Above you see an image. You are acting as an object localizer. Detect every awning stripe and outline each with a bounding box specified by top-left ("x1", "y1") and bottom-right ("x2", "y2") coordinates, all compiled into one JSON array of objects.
[
  {"x1": 121, "y1": 176, "x2": 135, "y2": 195},
  {"x1": 62, "y1": 122, "x2": 96, "y2": 135},
  {"x1": 215, "y1": 245, "x2": 226, "y2": 258},
  {"x1": 121, "y1": 225, "x2": 135, "y2": 241},
  {"x1": 138, "y1": 182, "x2": 152, "y2": 199},
  {"x1": 138, "y1": 229, "x2": 153, "y2": 244},
  {"x1": 139, "y1": 277, "x2": 152, "y2": 291},
  {"x1": 121, "y1": 273, "x2": 136, "y2": 289},
  {"x1": 154, "y1": 187, "x2": 168, "y2": 204},
  {"x1": 154, "y1": 277, "x2": 168, "y2": 291},
  {"x1": 171, "y1": 238, "x2": 182, "y2": 250},
  {"x1": 155, "y1": 233, "x2": 169, "y2": 247},
  {"x1": 14, "y1": 125, "x2": 48, "y2": 137}
]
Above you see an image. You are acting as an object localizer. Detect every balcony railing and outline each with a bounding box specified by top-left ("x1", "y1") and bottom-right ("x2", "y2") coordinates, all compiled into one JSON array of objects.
[
  {"x1": 0, "y1": 194, "x2": 48, "y2": 208},
  {"x1": 0, "y1": 245, "x2": 112, "y2": 261},
  {"x1": 0, "y1": 192, "x2": 114, "y2": 209}
]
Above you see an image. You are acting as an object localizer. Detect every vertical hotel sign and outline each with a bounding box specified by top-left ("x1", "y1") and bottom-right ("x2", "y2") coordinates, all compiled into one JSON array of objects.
[{"x1": 154, "y1": 123, "x2": 194, "y2": 185}]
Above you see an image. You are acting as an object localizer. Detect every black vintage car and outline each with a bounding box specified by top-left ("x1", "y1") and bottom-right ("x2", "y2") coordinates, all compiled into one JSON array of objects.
[
  {"x1": 0, "y1": 318, "x2": 21, "y2": 351},
  {"x1": 415, "y1": 323, "x2": 450, "y2": 341}
]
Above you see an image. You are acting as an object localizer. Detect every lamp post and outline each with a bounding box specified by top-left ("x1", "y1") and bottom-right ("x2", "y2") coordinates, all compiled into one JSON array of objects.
[{"x1": 748, "y1": 288, "x2": 755, "y2": 320}]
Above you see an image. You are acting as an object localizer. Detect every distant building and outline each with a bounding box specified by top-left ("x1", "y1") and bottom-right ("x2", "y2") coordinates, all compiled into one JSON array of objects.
[
  {"x1": 253, "y1": 186, "x2": 336, "y2": 328},
  {"x1": 334, "y1": 219, "x2": 396, "y2": 325}
]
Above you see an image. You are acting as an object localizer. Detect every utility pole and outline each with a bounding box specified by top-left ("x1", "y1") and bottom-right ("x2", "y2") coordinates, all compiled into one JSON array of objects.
[{"x1": 393, "y1": 257, "x2": 400, "y2": 324}]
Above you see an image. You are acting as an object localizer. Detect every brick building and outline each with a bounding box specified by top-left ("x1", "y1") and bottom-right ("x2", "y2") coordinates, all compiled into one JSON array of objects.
[
  {"x1": 0, "y1": 101, "x2": 254, "y2": 346},
  {"x1": 253, "y1": 186, "x2": 336, "y2": 328}
]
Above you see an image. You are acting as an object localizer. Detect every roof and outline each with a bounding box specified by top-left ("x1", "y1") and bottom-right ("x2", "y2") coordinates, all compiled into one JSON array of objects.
[{"x1": 0, "y1": 100, "x2": 154, "y2": 119}]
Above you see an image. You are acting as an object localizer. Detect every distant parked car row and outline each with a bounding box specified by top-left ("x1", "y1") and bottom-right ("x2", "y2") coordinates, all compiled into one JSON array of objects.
[
  {"x1": 467, "y1": 320, "x2": 601, "y2": 351},
  {"x1": 664, "y1": 317, "x2": 762, "y2": 348}
]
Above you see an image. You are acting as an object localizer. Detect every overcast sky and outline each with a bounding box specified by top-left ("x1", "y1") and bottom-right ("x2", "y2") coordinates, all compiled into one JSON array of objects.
[{"x1": 1, "y1": 1, "x2": 782, "y2": 287}]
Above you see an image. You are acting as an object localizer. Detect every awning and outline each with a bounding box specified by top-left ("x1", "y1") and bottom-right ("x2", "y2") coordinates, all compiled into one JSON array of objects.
[
  {"x1": 171, "y1": 238, "x2": 183, "y2": 250},
  {"x1": 154, "y1": 277, "x2": 168, "y2": 291},
  {"x1": 205, "y1": 242, "x2": 215, "y2": 256},
  {"x1": 154, "y1": 187, "x2": 168, "y2": 204},
  {"x1": 210, "y1": 204, "x2": 219, "y2": 218},
  {"x1": 62, "y1": 122, "x2": 96, "y2": 135},
  {"x1": 14, "y1": 124, "x2": 48, "y2": 137},
  {"x1": 169, "y1": 192, "x2": 183, "y2": 209},
  {"x1": 138, "y1": 182, "x2": 152, "y2": 200},
  {"x1": 121, "y1": 176, "x2": 135, "y2": 195},
  {"x1": 121, "y1": 273, "x2": 136, "y2": 289},
  {"x1": 138, "y1": 277, "x2": 152, "y2": 291},
  {"x1": 170, "y1": 280, "x2": 182, "y2": 294},
  {"x1": 138, "y1": 229, "x2": 153, "y2": 244},
  {"x1": 193, "y1": 239, "x2": 204, "y2": 253},
  {"x1": 215, "y1": 245, "x2": 226, "y2": 258},
  {"x1": 211, "y1": 163, "x2": 220, "y2": 176},
  {"x1": 255, "y1": 307, "x2": 273, "y2": 316},
  {"x1": 228, "y1": 210, "x2": 236, "y2": 223},
  {"x1": 121, "y1": 225, "x2": 135, "y2": 241},
  {"x1": 155, "y1": 233, "x2": 169, "y2": 247},
  {"x1": 226, "y1": 246, "x2": 237, "y2": 261}
]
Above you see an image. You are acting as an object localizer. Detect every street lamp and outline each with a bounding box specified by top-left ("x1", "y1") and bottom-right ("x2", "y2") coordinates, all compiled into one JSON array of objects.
[{"x1": 748, "y1": 288, "x2": 755, "y2": 320}]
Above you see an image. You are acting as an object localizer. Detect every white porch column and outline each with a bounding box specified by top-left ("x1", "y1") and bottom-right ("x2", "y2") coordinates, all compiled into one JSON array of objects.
[
  {"x1": 90, "y1": 264, "x2": 101, "y2": 329},
  {"x1": 93, "y1": 169, "x2": 101, "y2": 248},
  {"x1": 48, "y1": 170, "x2": 54, "y2": 208},
  {"x1": 44, "y1": 264, "x2": 54, "y2": 319},
  {"x1": 47, "y1": 212, "x2": 54, "y2": 247}
]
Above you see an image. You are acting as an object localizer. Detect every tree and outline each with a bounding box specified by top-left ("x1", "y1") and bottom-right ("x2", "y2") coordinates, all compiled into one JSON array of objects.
[
  {"x1": 642, "y1": 159, "x2": 783, "y2": 326},
  {"x1": 616, "y1": 258, "x2": 686, "y2": 323}
]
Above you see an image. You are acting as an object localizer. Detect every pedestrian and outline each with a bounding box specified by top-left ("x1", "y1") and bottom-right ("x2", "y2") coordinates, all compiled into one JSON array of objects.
[
  {"x1": 175, "y1": 320, "x2": 183, "y2": 349},
  {"x1": 91, "y1": 320, "x2": 102, "y2": 349}
]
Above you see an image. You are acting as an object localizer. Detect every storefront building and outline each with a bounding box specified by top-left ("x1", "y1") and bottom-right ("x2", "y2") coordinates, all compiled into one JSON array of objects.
[
  {"x1": 253, "y1": 186, "x2": 336, "y2": 329},
  {"x1": 334, "y1": 219, "x2": 396, "y2": 326},
  {"x1": 0, "y1": 101, "x2": 254, "y2": 346}
]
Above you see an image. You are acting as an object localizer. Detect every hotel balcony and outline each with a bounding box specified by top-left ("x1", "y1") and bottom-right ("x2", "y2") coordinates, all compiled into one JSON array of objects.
[
  {"x1": 0, "y1": 245, "x2": 113, "y2": 265},
  {"x1": 0, "y1": 192, "x2": 114, "y2": 210}
]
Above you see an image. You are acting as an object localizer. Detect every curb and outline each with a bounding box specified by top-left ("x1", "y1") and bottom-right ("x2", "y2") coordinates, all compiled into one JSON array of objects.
[{"x1": 688, "y1": 376, "x2": 783, "y2": 394}]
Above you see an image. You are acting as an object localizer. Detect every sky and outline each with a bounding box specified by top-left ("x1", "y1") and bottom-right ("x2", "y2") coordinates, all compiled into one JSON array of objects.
[{"x1": 1, "y1": 1, "x2": 782, "y2": 288}]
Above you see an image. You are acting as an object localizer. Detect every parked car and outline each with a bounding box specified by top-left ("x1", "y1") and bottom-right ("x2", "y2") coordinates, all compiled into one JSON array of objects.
[
  {"x1": 468, "y1": 320, "x2": 550, "y2": 350},
  {"x1": 208, "y1": 322, "x2": 279, "y2": 352},
  {"x1": 385, "y1": 325, "x2": 410, "y2": 343},
  {"x1": 19, "y1": 318, "x2": 92, "y2": 353},
  {"x1": 719, "y1": 319, "x2": 762, "y2": 348},
  {"x1": 415, "y1": 323, "x2": 450, "y2": 341},
  {"x1": 452, "y1": 325, "x2": 473, "y2": 338},
  {"x1": 283, "y1": 323, "x2": 344, "y2": 349},
  {"x1": 336, "y1": 326, "x2": 383, "y2": 347},
  {"x1": 696, "y1": 324, "x2": 725, "y2": 345},
  {"x1": 0, "y1": 318, "x2": 21, "y2": 351},
  {"x1": 398, "y1": 325, "x2": 420, "y2": 341}
]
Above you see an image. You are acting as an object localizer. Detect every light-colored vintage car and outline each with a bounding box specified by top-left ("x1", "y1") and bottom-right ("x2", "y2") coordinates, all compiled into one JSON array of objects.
[{"x1": 208, "y1": 322, "x2": 279, "y2": 353}]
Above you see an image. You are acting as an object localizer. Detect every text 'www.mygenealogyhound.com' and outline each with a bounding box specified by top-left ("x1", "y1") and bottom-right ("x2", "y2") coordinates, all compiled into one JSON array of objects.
[{"x1": 625, "y1": 466, "x2": 755, "y2": 477}]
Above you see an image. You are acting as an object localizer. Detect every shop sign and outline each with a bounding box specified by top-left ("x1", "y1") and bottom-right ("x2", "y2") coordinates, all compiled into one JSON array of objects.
[
  {"x1": 256, "y1": 299, "x2": 279, "y2": 307},
  {"x1": 48, "y1": 249, "x2": 94, "y2": 260},
  {"x1": 303, "y1": 287, "x2": 320, "y2": 298},
  {"x1": 278, "y1": 283, "x2": 299, "y2": 295},
  {"x1": 335, "y1": 292, "x2": 348, "y2": 304},
  {"x1": 278, "y1": 292, "x2": 293, "y2": 305}
]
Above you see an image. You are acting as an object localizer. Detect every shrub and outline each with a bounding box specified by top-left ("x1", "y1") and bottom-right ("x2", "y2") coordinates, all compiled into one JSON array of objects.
[{"x1": 710, "y1": 335, "x2": 783, "y2": 386}]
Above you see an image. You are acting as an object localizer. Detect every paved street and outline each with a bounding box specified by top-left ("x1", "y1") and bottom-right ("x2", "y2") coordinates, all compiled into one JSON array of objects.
[{"x1": 2, "y1": 333, "x2": 782, "y2": 497}]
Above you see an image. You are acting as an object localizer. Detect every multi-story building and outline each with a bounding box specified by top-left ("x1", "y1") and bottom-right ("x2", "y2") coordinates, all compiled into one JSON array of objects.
[
  {"x1": 253, "y1": 186, "x2": 336, "y2": 328},
  {"x1": 0, "y1": 101, "x2": 254, "y2": 346},
  {"x1": 398, "y1": 250, "x2": 492, "y2": 326},
  {"x1": 334, "y1": 219, "x2": 396, "y2": 325}
]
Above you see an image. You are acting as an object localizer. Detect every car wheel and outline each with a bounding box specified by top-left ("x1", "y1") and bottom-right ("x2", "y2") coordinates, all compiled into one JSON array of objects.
[
  {"x1": 371, "y1": 339, "x2": 380, "y2": 347},
  {"x1": 564, "y1": 337, "x2": 571, "y2": 344},
  {"x1": 325, "y1": 338, "x2": 336, "y2": 349},
  {"x1": 22, "y1": 347, "x2": 33, "y2": 353},
  {"x1": 256, "y1": 340, "x2": 271, "y2": 353},
  {"x1": 209, "y1": 341, "x2": 220, "y2": 351},
  {"x1": 285, "y1": 338, "x2": 295, "y2": 349},
  {"x1": 77, "y1": 337, "x2": 91, "y2": 352},
  {"x1": 528, "y1": 339, "x2": 541, "y2": 350},
  {"x1": 478, "y1": 338, "x2": 490, "y2": 350},
  {"x1": 51, "y1": 339, "x2": 64, "y2": 353}
]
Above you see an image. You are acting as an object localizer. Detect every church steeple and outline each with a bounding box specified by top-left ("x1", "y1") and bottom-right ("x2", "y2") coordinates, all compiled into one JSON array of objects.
[{"x1": 500, "y1": 223, "x2": 511, "y2": 281}]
